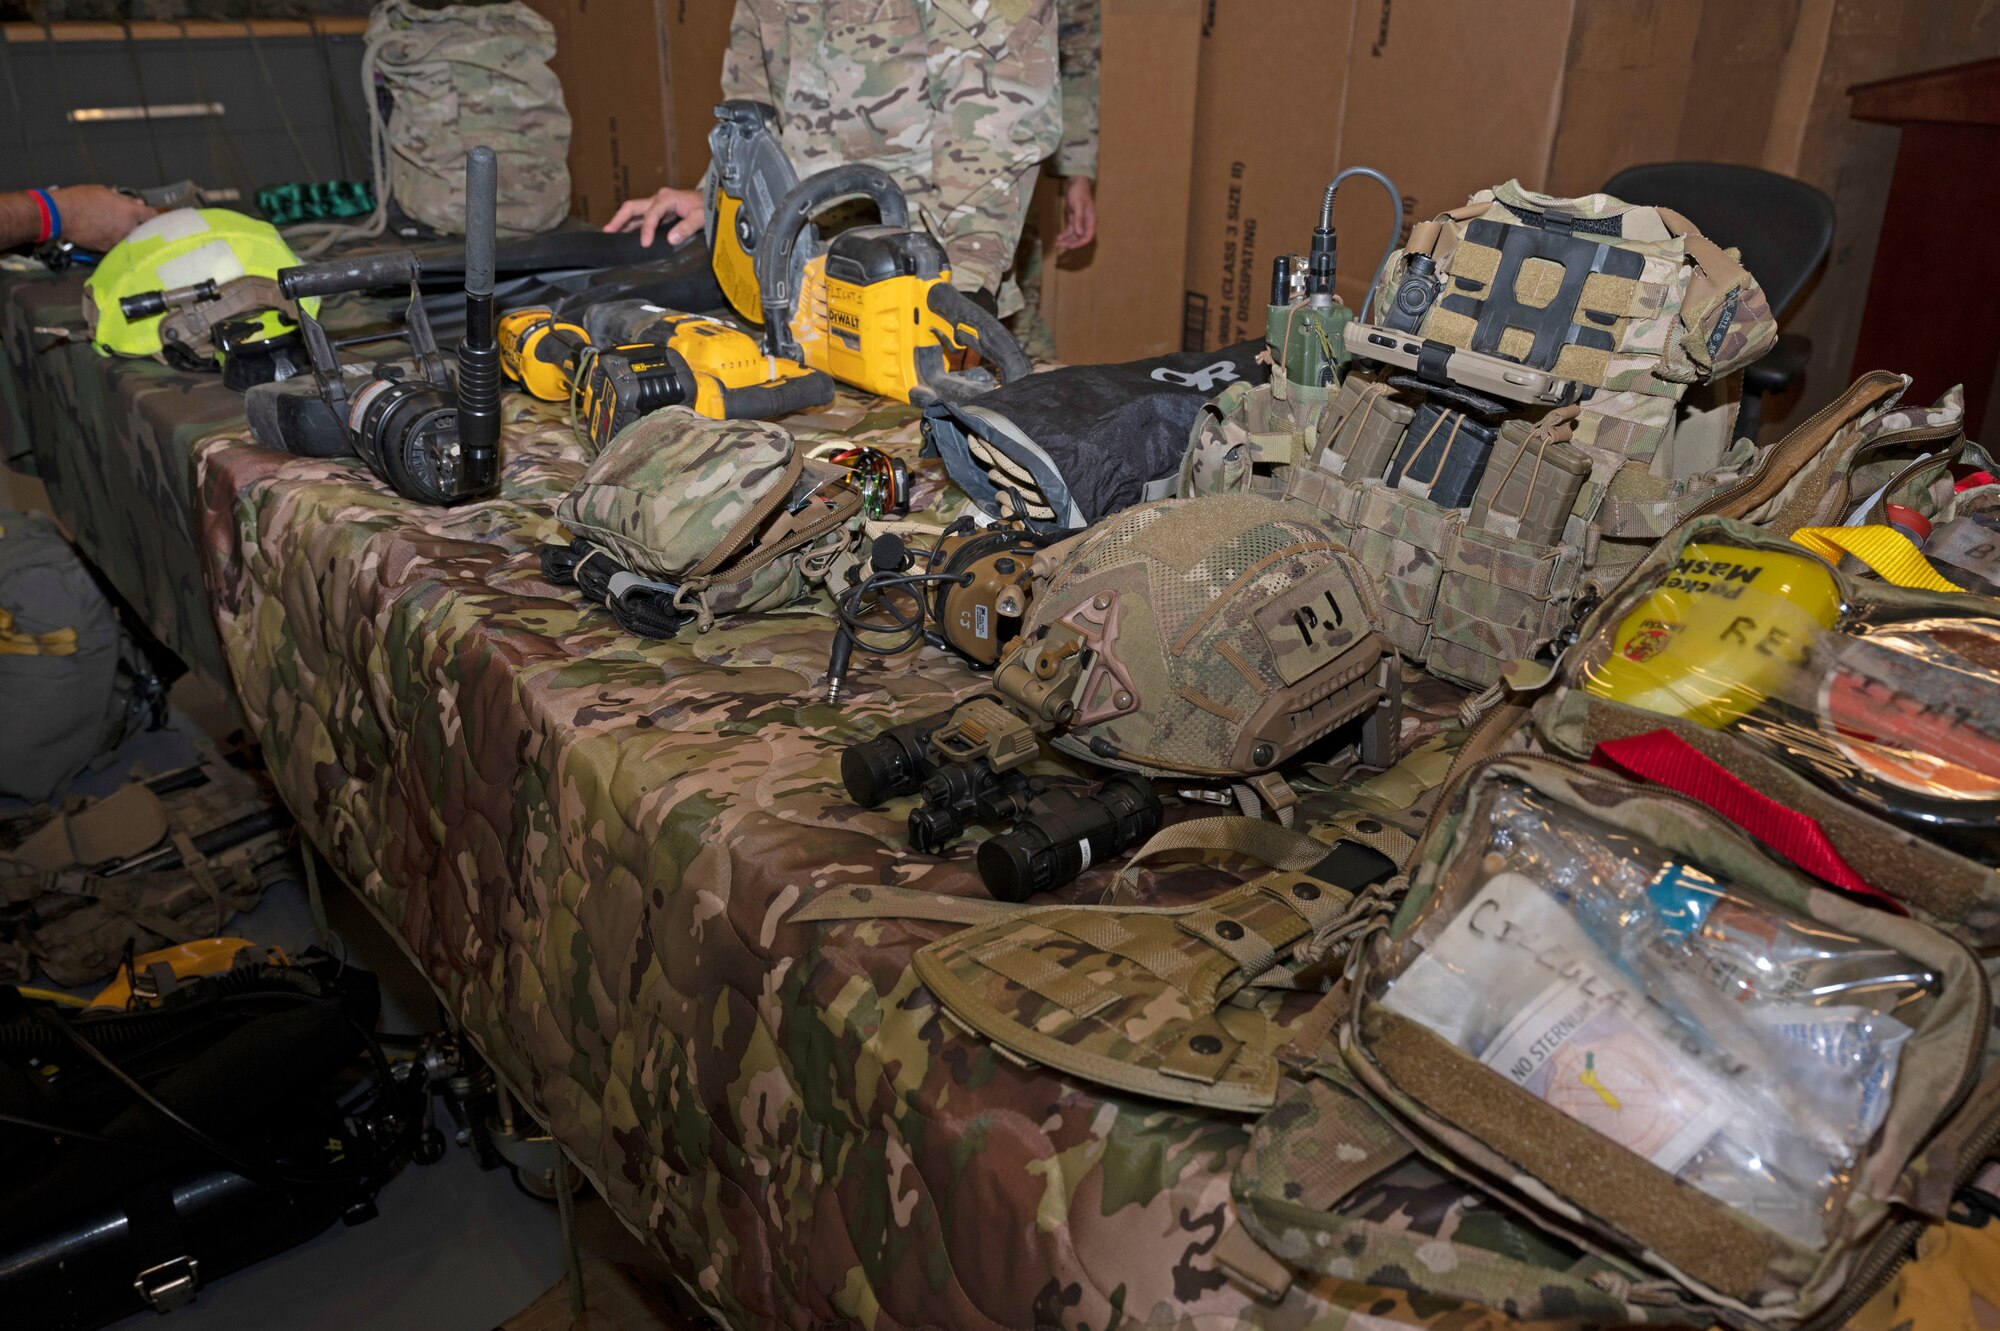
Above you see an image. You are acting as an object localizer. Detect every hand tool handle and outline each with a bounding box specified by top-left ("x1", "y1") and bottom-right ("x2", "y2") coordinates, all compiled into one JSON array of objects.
[{"x1": 279, "y1": 252, "x2": 422, "y2": 300}]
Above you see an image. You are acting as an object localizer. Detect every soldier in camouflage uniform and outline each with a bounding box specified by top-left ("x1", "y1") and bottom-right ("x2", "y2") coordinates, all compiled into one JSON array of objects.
[
  {"x1": 607, "y1": 0, "x2": 1084, "y2": 318},
  {"x1": 1007, "y1": 0, "x2": 1099, "y2": 359}
]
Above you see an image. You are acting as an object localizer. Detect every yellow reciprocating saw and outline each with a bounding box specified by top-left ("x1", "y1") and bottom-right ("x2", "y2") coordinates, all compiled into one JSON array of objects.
[
  {"x1": 498, "y1": 302, "x2": 832, "y2": 450},
  {"x1": 499, "y1": 306, "x2": 692, "y2": 452},
  {"x1": 706, "y1": 101, "x2": 1034, "y2": 406},
  {"x1": 585, "y1": 302, "x2": 834, "y2": 419}
]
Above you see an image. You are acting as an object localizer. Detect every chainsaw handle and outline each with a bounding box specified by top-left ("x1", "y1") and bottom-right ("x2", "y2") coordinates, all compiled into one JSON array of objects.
[
  {"x1": 757, "y1": 164, "x2": 911, "y2": 359},
  {"x1": 926, "y1": 282, "x2": 1034, "y2": 388}
]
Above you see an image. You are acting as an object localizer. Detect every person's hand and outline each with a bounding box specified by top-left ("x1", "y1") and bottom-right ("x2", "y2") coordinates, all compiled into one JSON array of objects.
[
  {"x1": 49, "y1": 185, "x2": 155, "y2": 251},
  {"x1": 602, "y1": 187, "x2": 707, "y2": 248},
  {"x1": 1054, "y1": 176, "x2": 1096, "y2": 251}
]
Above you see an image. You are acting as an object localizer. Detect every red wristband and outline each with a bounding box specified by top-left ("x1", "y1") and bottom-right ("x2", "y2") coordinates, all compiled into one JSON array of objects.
[{"x1": 28, "y1": 188, "x2": 57, "y2": 244}]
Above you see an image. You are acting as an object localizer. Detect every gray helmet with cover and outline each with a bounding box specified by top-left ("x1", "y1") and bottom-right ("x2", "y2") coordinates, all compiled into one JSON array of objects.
[{"x1": 991, "y1": 493, "x2": 1400, "y2": 784}]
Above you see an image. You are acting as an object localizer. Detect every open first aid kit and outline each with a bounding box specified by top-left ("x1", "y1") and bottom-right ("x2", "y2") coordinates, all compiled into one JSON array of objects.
[{"x1": 1320, "y1": 755, "x2": 2000, "y2": 1329}]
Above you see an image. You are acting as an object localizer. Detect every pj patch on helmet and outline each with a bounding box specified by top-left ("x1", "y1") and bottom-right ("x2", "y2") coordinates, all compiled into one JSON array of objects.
[{"x1": 994, "y1": 493, "x2": 1400, "y2": 783}]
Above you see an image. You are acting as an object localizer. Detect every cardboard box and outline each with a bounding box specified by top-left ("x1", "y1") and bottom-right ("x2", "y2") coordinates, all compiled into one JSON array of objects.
[
  {"x1": 661, "y1": 0, "x2": 737, "y2": 188},
  {"x1": 1181, "y1": 0, "x2": 1357, "y2": 352},
  {"x1": 1180, "y1": 0, "x2": 1799, "y2": 349},
  {"x1": 1332, "y1": 0, "x2": 1594, "y2": 315},
  {"x1": 525, "y1": 0, "x2": 733, "y2": 224},
  {"x1": 1677, "y1": 0, "x2": 1808, "y2": 169},
  {"x1": 1032, "y1": 0, "x2": 1203, "y2": 364}
]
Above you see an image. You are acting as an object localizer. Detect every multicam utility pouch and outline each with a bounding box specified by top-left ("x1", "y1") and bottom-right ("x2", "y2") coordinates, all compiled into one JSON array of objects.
[
  {"x1": 1231, "y1": 1059, "x2": 1689, "y2": 1322},
  {"x1": 1722, "y1": 376, "x2": 1996, "y2": 594},
  {"x1": 549, "y1": 408, "x2": 861, "y2": 632},
  {"x1": 1311, "y1": 754, "x2": 2000, "y2": 1329},
  {"x1": 1183, "y1": 181, "x2": 1796, "y2": 690},
  {"x1": 1712, "y1": 374, "x2": 1967, "y2": 538}
]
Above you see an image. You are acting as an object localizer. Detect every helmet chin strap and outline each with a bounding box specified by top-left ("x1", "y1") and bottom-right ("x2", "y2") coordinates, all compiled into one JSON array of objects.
[{"x1": 1229, "y1": 778, "x2": 1299, "y2": 828}]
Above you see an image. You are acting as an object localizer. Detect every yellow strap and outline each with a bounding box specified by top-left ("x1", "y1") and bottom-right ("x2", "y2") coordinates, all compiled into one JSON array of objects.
[{"x1": 1790, "y1": 525, "x2": 1964, "y2": 594}]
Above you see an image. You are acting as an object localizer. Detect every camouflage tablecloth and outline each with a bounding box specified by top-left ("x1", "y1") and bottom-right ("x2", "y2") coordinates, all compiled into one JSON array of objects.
[
  {"x1": 2, "y1": 261, "x2": 245, "y2": 683},
  {"x1": 189, "y1": 392, "x2": 1561, "y2": 1330}
]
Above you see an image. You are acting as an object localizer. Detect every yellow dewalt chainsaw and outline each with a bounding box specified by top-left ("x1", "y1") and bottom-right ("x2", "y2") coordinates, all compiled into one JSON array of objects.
[{"x1": 705, "y1": 100, "x2": 1033, "y2": 406}]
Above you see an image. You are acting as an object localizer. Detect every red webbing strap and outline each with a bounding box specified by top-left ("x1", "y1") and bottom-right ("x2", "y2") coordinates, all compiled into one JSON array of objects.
[{"x1": 1593, "y1": 730, "x2": 1904, "y2": 913}]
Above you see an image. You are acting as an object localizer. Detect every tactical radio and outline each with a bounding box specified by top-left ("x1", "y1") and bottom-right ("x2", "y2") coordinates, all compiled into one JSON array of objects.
[
  {"x1": 248, "y1": 147, "x2": 504, "y2": 506},
  {"x1": 706, "y1": 101, "x2": 1034, "y2": 406},
  {"x1": 1261, "y1": 166, "x2": 1403, "y2": 393}
]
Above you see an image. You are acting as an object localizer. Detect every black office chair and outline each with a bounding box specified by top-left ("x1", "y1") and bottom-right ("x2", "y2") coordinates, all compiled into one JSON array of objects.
[{"x1": 1603, "y1": 162, "x2": 1835, "y2": 441}]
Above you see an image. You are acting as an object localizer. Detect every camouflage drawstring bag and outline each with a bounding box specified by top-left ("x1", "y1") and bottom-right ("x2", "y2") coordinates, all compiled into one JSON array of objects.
[{"x1": 367, "y1": 0, "x2": 571, "y2": 237}]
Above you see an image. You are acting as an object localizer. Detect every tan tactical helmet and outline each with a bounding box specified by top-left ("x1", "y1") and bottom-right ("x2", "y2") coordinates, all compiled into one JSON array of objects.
[{"x1": 992, "y1": 493, "x2": 1400, "y2": 782}]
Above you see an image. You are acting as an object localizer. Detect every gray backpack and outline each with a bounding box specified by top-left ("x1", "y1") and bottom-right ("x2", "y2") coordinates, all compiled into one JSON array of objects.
[{"x1": 0, "y1": 510, "x2": 162, "y2": 800}]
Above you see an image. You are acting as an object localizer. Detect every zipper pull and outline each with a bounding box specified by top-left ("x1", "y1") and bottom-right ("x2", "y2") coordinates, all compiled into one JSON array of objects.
[
  {"x1": 1950, "y1": 1162, "x2": 2000, "y2": 1228},
  {"x1": 1552, "y1": 590, "x2": 1602, "y2": 655}
]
